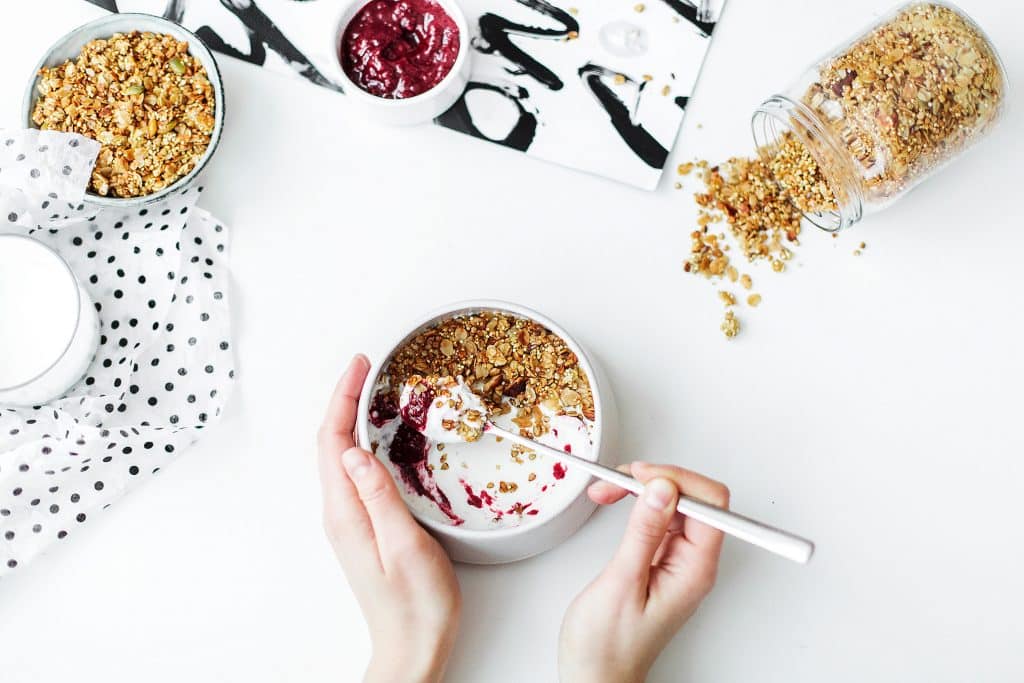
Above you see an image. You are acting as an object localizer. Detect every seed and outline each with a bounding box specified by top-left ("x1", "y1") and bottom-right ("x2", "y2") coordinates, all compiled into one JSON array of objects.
[
  {"x1": 169, "y1": 57, "x2": 186, "y2": 75},
  {"x1": 747, "y1": 294, "x2": 762, "y2": 307},
  {"x1": 613, "y1": 74, "x2": 626, "y2": 85},
  {"x1": 123, "y1": 84, "x2": 144, "y2": 95},
  {"x1": 643, "y1": 74, "x2": 653, "y2": 82},
  {"x1": 718, "y1": 291, "x2": 736, "y2": 306},
  {"x1": 661, "y1": 85, "x2": 671, "y2": 96},
  {"x1": 634, "y1": 3, "x2": 645, "y2": 11},
  {"x1": 771, "y1": 259, "x2": 785, "y2": 273},
  {"x1": 740, "y1": 274, "x2": 752, "y2": 290}
]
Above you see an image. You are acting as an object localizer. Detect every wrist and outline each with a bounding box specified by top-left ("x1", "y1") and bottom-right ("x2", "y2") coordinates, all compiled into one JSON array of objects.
[
  {"x1": 560, "y1": 661, "x2": 647, "y2": 683},
  {"x1": 366, "y1": 645, "x2": 449, "y2": 683}
]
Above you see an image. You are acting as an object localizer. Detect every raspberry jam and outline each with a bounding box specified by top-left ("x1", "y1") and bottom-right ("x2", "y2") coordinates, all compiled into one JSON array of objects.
[
  {"x1": 341, "y1": 0, "x2": 460, "y2": 99},
  {"x1": 369, "y1": 392, "x2": 399, "y2": 428},
  {"x1": 399, "y1": 384, "x2": 434, "y2": 432}
]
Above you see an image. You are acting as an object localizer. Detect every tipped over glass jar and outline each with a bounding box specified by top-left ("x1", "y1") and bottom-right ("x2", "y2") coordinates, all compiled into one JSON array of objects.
[{"x1": 752, "y1": 1, "x2": 1007, "y2": 231}]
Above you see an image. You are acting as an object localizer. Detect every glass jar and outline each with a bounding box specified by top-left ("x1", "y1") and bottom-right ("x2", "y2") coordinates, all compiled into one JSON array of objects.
[
  {"x1": 0, "y1": 235, "x2": 99, "y2": 406},
  {"x1": 752, "y1": 1, "x2": 1007, "y2": 231}
]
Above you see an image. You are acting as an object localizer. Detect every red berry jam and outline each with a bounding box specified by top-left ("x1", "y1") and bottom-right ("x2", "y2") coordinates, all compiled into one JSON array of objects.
[
  {"x1": 341, "y1": 0, "x2": 460, "y2": 99},
  {"x1": 553, "y1": 462, "x2": 567, "y2": 480},
  {"x1": 369, "y1": 392, "x2": 399, "y2": 428},
  {"x1": 389, "y1": 422, "x2": 461, "y2": 524},
  {"x1": 399, "y1": 384, "x2": 434, "y2": 432}
]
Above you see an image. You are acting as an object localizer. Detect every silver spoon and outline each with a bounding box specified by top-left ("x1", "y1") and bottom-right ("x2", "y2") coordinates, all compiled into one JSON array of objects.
[{"x1": 483, "y1": 422, "x2": 815, "y2": 564}]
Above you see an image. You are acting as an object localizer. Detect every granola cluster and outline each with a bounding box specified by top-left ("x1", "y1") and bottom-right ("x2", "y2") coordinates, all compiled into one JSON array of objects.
[
  {"x1": 802, "y1": 2, "x2": 1004, "y2": 199},
  {"x1": 32, "y1": 32, "x2": 216, "y2": 198},
  {"x1": 405, "y1": 375, "x2": 486, "y2": 443},
  {"x1": 383, "y1": 312, "x2": 595, "y2": 439}
]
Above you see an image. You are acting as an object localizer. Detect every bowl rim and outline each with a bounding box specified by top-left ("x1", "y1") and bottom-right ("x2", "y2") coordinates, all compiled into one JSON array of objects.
[
  {"x1": 328, "y1": 0, "x2": 471, "y2": 107},
  {"x1": 22, "y1": 12, "x2": 226, "y2": 207},
  {"x1": 356, "y1": 299, "x2": 604, "y2": 540}
]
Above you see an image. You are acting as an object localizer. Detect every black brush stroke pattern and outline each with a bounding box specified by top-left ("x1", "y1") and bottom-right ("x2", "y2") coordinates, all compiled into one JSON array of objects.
[
  {"x1": 163, "y1": 0, "x2": 185, "y2": 23},
  {"x1": 87, "y1": 0, "x2": 343, "y2": 92},
  {"x1": 659, "y1": 0, "x2": 716, "y2": 37},
  {"x1": 578, "y1": 64, "x2": 667, "y2": 169},
  {"x1": 436, "y1": 82, "x2": 537, "y2": 152},
  {"x1": 472, "y1": 0, "x2": 579, "y2": 91}
]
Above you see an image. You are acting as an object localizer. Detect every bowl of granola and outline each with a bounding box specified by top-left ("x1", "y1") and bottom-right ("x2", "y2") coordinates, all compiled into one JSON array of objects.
[
  {"x1": 23, "y1": 13, "x2": 224, "y2": 206},
  {"x1": 357, "y1": 300, "x2": 616, "y2": 564}
]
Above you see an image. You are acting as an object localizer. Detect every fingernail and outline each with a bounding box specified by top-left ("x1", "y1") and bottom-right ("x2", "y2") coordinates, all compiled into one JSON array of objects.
[
  {"x1": 342, "y1": 448, "x2": 371, "y2": 480},
  {"x1": 643, "y1": 478, "x2": 676, "y2": 511}
]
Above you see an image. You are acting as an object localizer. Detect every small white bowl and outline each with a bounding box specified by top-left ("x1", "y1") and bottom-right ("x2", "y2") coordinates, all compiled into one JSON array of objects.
[
  {"x1": 357, "y1": 300, "x2": 618, "y2": 564},
  {"x1": 328, "y1": 0, "x2": 472, "y2": 126},
  {"x1": 23, "y1": 13, "x2": 226, "y2": 208}
]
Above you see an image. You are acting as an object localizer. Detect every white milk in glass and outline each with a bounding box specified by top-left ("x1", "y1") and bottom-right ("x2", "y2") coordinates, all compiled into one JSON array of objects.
[{"x1": 0, "y1": 235, "x2": 99, "y2": 406}]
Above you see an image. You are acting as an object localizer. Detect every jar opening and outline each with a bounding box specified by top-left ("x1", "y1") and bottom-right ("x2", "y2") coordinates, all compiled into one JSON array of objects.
[{"x1": 751, "y1": 95, "x2": 863, "y2": 232}]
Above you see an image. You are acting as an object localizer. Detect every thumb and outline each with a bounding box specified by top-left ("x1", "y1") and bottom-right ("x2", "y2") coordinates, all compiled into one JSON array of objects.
[
  {"x1": 341, "y1": 447, "x2": 425, "y2": 568},
  {"x1": 605, "y1": 478, "x2": 679, "y2": 593}
]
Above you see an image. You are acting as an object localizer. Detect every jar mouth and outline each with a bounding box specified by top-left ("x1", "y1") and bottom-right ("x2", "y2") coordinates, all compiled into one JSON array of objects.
[{"x1": 751, "y1": 95, "x2": 863, "y2": 233}]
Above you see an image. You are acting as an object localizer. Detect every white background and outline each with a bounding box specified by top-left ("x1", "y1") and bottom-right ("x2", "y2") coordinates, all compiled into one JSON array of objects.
[{"x1": 2, "y1": 0, "x2": 1023, "y2": 681}]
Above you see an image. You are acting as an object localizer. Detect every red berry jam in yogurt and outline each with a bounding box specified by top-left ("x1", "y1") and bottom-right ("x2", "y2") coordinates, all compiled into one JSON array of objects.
[{"x1": 341, "y1": 0, "x2": 460, "y2": 99}]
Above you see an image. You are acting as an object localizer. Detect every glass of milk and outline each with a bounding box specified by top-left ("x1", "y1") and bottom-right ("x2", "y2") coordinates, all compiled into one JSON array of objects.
[{"x1": 0, "y1": 235, "x2": 100, "y2": 406}]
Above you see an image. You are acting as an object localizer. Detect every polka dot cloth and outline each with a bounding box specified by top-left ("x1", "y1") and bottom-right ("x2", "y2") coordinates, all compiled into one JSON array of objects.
[{"x1": 0, "y1": 129, "x2": 235, "y2": 577}]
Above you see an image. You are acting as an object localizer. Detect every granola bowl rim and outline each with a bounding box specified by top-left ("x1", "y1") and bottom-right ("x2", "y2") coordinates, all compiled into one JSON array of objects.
[
  {"x1": 22, "y1": 13, "x2": 225, "y2": 208},
  {"x1": 356, "y1": 299, "x2": 607, "y2": 554}
]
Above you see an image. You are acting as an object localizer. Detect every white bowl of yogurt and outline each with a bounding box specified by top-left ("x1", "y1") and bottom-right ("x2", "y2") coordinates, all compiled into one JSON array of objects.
[{"x1": 357, "y1": 300, "x2": 616, "y2": 564}]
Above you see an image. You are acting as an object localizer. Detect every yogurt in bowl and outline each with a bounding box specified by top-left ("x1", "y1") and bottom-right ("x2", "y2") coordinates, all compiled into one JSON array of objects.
[{"x1": 358, "y1": 301, "x2": 616, "y2": 563}]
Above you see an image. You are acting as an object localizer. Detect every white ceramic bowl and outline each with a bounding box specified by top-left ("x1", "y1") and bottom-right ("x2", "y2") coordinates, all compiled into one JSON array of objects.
[
  {"x1": 357, "y1": 300, "x2": 618, "y2": 564},
  {"x1": 23, "y1": 13, "x2": 226, "y2": 208},
  {"x1": 328, "y1": 0, "x2": 472, "y2": 126}
]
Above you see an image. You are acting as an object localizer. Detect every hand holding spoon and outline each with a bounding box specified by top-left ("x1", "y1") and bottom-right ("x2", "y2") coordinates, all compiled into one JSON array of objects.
[{"x1": 400, "y1": 376, "x2": 815, "y2": 564}]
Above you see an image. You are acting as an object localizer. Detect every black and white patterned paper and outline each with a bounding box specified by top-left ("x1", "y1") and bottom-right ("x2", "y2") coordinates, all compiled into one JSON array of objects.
[
  {"x1": 0, "y1": 129, "x2": 234, "y2": 577},
  {"x1": 87, "y1": 0, "x2": 723, "y2": 189}
]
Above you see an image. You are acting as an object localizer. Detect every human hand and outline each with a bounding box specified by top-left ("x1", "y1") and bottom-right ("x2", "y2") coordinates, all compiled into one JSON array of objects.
[
  {"x1": 559, "y1": 462, "x2": 729, "y2": 683},
  {"x1": 317, "y1": 354, "x2": 461, "y2": 683}
]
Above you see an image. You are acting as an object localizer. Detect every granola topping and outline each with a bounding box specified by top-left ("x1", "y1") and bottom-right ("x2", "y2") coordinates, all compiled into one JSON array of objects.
[{"x1": 32, "y1": 32, "x2": 215, "y2": 198}]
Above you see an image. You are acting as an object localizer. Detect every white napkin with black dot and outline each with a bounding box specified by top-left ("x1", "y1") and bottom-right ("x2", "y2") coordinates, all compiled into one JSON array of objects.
[{"x1": 0, "y1": 128, "x2": 235, "y2": 577}]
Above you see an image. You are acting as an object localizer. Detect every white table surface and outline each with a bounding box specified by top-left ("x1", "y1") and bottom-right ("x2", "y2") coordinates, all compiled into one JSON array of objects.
[{"x1": 2, "y1": 1, "x2": 1023, "y2": 681}]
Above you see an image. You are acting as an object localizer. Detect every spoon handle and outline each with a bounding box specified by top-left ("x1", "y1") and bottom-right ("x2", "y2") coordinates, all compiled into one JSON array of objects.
[{"x1": 484, "y1": 423, "x2": 815, "y2": 564}]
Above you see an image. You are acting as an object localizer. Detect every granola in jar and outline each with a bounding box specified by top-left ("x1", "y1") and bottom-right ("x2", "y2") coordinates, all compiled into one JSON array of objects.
[
  {"x1": 32, "y1": 32, "x2": 216, "y2": 199},
  {"x1": 753, "y1": 1, "x2": 1006, "y2": 230}
]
